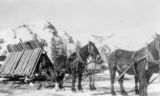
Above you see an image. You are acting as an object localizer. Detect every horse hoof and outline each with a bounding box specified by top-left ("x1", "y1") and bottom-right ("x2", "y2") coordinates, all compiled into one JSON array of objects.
[
  {"x1": 92, "y1": 87, "x2": 96, "y2": 90},
  {"x1": 90, "y1": 88, "x2": 96, "y2": 91},
  {"x1": 55, "y1": 88, "x2": 60, "y2": 91},
  {"x1": 111, "y1": 92, "x2": 116, "y2": 96},
  {"x1": 37, "y1": 87, "x2": 41, "y2": 90},
  {"x1": 72, "y1": 90, "x2": 77, "y2": 93},
  {"x1": 61, "y1": 88, "x2": 65, "y2": 91},
  {"x1": 135, "y1": 92, "x2": 139, "y2": 95},
  {"x1": 135, "y1": 91, "x2": 139, "y2": 95},
  {"x1": 122, "y1": 93, "x2": 128, "y2": 96},
  {"x1": 78, "y1": 90, "x2": 83, "y2": 92},
  {"x1": 72, "y1": 89, "x2": 77, "y2": 93}
]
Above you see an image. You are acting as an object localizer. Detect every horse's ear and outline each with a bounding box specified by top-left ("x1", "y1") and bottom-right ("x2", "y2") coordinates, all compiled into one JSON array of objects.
[
  {"x1": 152, "y1": 35, "x2": 156, "y2": 39},
  {"x1": 155, "y1": 33, "x2": 160, "y2": 37}
]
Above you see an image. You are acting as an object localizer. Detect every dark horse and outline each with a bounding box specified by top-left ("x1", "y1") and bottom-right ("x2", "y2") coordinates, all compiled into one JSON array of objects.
[
  {"x1": 108, "y1": 49, "x2": 139, "y2": 96},
  {"x1": 131, "y1": 34, "x2": 160, "y2": 96},
  {"x1": 53, "y1": 41, "x2": 102, "y2": 92},
  {"x1": 108, "y1": 33, "x2": 160, "y2": 96}
]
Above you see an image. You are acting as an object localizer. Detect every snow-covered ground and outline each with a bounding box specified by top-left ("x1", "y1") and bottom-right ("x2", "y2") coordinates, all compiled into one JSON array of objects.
[{"x1": 0, "y1": 71, "x2": 159, "y2": 96}]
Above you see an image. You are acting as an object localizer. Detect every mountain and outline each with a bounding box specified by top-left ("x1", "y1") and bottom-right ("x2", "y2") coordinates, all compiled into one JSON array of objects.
[{"x1": 0, "y1": 21, "x2": 75, "y2": 62}]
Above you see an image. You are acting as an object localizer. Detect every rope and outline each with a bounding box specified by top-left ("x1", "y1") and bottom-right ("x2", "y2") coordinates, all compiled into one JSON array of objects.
[{"x1": 149, "y1": 74, "x2": 160, "y2": 85}]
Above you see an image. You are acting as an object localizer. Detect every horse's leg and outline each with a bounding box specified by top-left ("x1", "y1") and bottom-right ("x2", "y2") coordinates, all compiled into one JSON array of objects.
[
  {"x1": 138, "y1": 60, "x2": 148, "y2": 96},
  {"x1": 146, "y1": 71, "x2": 152, "y2": 86},
  {"x1": 78, "y1": 73, "x2": 83, "y2": 92},
  {"x1": 37, "y1": 82, "x2": 42, "y2": 90},
  {"x1": 89, "y1": 74, "x2": 91, "y2": 90},
  {"x1": 134, "y1": 63, "x2": 139, "y2": 95},
  {"x1": 71, "y1": 71, "x2": 77, "y2": 92},
  {"x1": 59, "y1": 73, "x2": 65, "y2": 91},
  {"x1": 90, "y1": 73, "x2": 96, "y2": 90},
  {"x1": 109, "y1": 66, "x2": 116, "y2": 96},
  {"x1": 92, "y1": 70, "x2": 96, "y2": 90},
  {"x1": 89, "y1": 72, "x2": 93, "y2": 90},
  {"x1": 55, "y1": 76, "x2": 60, "y2": 91},
  {"x1": 89, "y1": 73, "x2": 94, "y2": 90},
  {"x1": 91, "y1": 63, "x2": 96, "y2": 90},
  {"x1": 118, "y1": 72, "x2": 128, "y2": 96},
  {"x1": 135, "y1": 74, "x2": 139, "y2": 94}
]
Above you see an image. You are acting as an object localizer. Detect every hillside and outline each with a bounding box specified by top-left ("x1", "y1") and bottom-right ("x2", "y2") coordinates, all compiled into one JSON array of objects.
[{"x1": 0, "y1": 21, "x2": 75, "y2": 62}]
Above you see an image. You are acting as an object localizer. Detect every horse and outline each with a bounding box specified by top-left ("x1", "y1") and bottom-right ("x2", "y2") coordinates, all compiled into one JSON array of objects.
[
  {"x1": 108, "y1": 49, "x2": 139, "y2": 96},
  {"x1": 53, "y1": 41, "x2": 102, "y2": 92},
  {"x1": 108, "y1": 33, "x2": 160, "y2": 96},
  {"x1": 53, "y1": 54, "x2": 67, "y2": 91},
  {"x1": 131, "y1": 33, "x2": 160, "y2": 96}
]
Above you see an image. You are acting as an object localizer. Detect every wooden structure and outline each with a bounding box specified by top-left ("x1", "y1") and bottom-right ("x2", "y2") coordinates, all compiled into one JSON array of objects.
[{"x1": 0, "y1": 40, "x2": 52, "y2": 77}]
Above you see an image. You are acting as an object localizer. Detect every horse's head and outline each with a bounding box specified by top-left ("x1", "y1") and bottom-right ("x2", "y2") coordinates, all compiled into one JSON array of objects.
[
  {"x1": 88, "y1": 41, "x2": 102, "y2": 64},
  {"x1": 154, "y1": 33, "x2": 160, "y2": 58}
]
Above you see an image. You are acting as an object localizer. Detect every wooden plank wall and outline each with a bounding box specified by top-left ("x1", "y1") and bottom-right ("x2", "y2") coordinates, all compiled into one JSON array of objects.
[
  {"x1": 0, "y1": 40, "x2": 45, "y2": 76},
  {"x1": 7, "y1": 40, "x2": 42, "y2": 53}
]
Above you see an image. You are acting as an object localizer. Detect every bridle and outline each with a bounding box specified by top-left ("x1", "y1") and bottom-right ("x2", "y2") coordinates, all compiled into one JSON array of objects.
[{"x1": 87, "y1": 43, "x2": 99, "y2": 61}]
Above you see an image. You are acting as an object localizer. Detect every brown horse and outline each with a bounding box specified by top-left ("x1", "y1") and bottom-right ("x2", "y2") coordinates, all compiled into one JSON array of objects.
[
  {"x1": 108, "y1": 49, "x2": 138, "y2": 96},
  {"x1": 108, "y1": 33, "x2": 160, "y2": 96},
  {"x1": 131, "y1": 34, "x2": 160, "y2": 96},
  {"x1": 53, "y1": 41, "x2": 102, "y2": 92}
]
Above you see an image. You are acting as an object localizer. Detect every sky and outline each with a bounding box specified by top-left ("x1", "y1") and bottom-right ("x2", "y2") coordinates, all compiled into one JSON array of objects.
[{"x1": 0, "y1": 0, "x2": 160, "y2": 50}]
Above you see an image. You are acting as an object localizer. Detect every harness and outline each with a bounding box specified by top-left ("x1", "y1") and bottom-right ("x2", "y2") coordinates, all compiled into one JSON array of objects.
[
  {"x1": 118, "y1": 44, "x2": 160, "y2": 84},
  {"x1": 118, "y1": 53, "x2": 147, "y2": 80},
  {"x1": 70, "y1": 43, "x2": 89, "y2": 71},
  {"x1": 68, "y1": 42, "x2": 97, "y2": 72},
  {"x1": 145, "y1": 44, "x2": 160, "y2": 84}
]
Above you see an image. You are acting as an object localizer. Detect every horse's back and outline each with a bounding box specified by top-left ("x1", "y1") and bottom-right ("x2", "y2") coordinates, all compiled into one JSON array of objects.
[
  {"x1": 108, "y1": 49, "x2": 135, "y2": 74},
  {"x1": 108, "y1": 49, "x2": 133, "y2": 63}
]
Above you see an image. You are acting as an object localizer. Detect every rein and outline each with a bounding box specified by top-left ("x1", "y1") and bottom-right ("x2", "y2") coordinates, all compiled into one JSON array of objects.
[{"x1": 70, "y1": 43, "x2": 97, "y2": 71}]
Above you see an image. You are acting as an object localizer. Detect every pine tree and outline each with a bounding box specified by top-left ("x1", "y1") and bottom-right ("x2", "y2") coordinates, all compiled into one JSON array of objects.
[
  {"x1": 50, "y1": 37, "x2": 58, "y2": 62},
  {"x1": 61, "y1": 43, "x2": 67, "y2": 55}
]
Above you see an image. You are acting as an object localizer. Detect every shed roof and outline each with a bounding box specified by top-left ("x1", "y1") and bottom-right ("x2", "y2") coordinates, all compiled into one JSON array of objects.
[{"x1": 0, "y1": 40, "x2": 52, "y2": 77}]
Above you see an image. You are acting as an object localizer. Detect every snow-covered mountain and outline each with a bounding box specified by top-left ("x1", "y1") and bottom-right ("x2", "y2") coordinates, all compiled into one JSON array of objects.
[{"x1": 0, "y1": 21, "x2": 76, "y2": 62}]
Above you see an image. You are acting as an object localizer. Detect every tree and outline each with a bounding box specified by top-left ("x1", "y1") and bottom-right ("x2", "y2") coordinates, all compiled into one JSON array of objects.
[
  {"x1": 75, "y1": 41, "x2": 81, "y2": 59},
  {"x1": 50, "y1": 37, "x2": 58, "y2": 62}
]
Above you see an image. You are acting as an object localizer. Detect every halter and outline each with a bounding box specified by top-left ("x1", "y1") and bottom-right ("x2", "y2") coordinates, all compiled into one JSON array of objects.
[
  {"x1": 70, "y1": 42, "x2": 99, "y2": 71},
  {"x1": 76, "y1": 42, "x2": 97, "y2": 64},
  {"x1": 87, "y1": 43, "x2": 97, "y2": 60}
]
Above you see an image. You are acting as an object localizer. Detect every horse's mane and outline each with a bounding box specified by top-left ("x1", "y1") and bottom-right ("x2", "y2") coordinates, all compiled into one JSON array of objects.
[
  {"x1": 69, "y1": 44, "x2": 89, "y2": 59},
  {"x1": 136, "y1": 36, "x2": 160, "y2": 60}
]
